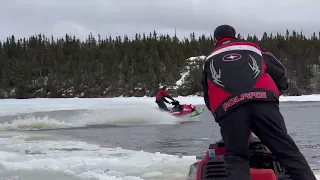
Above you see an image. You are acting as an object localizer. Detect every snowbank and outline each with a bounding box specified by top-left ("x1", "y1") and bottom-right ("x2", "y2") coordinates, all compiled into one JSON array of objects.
[{"x1": 1, "y1": 94, "x2": 320, "y2": 116}]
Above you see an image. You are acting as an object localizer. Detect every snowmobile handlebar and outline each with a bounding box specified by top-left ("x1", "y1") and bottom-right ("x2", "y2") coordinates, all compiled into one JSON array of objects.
[{"x1": 171, "y1": 100, "x2": 180, "y2": 106}]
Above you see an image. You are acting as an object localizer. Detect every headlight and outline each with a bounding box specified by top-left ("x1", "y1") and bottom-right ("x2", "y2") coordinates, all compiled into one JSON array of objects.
[{"x1": 186, "y1": 162, "x2": 198, "y2": 180}]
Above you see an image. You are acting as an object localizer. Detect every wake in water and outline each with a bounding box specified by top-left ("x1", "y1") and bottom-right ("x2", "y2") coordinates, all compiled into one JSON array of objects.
[
  {"x1": 0, "y1": 116, "x2": 74, "y2": 130},
  {"x1": 0, "y1": 104, "x2": 201, "y2": 131}
]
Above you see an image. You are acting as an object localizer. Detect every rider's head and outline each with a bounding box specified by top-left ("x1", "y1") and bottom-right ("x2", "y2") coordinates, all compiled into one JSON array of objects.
[
  {"x1": 214, "y1": 24, "x2": 236, "y2": 41},
  {"x1": 161, "y1": 85, "x2": 167, "y2": 90}
]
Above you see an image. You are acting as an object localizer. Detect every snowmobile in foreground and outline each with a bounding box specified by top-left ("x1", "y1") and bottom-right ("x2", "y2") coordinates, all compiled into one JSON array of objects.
[
  {"x1": 170, "y1": 101, "x2": 205, "y2": 117},
  {"x1": 186, "y1": 136, "x2": 291, "y2": 180}
]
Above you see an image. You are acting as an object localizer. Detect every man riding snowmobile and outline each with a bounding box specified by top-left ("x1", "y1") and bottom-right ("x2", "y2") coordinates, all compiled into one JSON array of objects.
[
  {"x1": 155, "y1": 86, "x2": 176, "y2": 111},
  {"x1": 201, "y1": 24, "x2": 316, "y2": 180}
]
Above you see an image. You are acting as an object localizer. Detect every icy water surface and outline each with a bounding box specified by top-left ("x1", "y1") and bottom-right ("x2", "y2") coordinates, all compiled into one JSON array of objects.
[{"x1": 0, "y1": 99, "x2": 320, "y2": 180}]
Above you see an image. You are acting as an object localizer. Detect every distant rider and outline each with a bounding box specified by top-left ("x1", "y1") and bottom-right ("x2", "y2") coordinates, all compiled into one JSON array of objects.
[
  {"x1": 155, "y1": 86, "x2": 176, "y2": 111},
  {"x1": 201, "y1": 24, "x2": 317, "y2": 180}
]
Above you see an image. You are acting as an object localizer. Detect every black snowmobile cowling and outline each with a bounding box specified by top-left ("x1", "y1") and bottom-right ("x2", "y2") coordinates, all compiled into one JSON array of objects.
[{"x1": 186, "y1": 136, "x2": 291, "y2": 180}]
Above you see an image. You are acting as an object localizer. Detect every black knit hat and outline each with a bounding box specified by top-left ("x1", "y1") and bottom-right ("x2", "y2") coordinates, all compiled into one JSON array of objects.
[{"x1": 214, "y1": 25, "x2": 236, "y2": 40}]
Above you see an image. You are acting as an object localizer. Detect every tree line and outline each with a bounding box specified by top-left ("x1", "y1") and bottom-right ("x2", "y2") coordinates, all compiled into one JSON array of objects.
[{"x1": 0, "y1": 30, "x2": 320, "y2": 98}]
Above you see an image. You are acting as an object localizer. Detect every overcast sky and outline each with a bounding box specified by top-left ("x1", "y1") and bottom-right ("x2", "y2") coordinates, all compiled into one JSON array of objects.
[{"x1": 1, "y1": 0, "x2": 319, "y2": 40}]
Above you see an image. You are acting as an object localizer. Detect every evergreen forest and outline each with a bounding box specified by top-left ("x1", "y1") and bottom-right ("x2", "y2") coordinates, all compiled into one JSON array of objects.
[{"x1": 1, "y1": 30, "x2": 320, "y2": 98}]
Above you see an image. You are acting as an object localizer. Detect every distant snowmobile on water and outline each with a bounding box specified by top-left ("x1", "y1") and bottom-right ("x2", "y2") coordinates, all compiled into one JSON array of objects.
[{"x1": 169, "y1": 100, "x2": 205, "y2": 117}]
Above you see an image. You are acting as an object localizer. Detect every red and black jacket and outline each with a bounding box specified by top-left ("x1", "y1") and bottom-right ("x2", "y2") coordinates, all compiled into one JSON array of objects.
[
  {"x1": 155, "y1": 90, "x2": 174, "y2": 103},
  {"x1": 201, "y1": 38, "x2": 288, "y2": 121}
]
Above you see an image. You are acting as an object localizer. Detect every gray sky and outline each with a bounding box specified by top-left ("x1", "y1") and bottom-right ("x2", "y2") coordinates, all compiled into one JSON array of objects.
[{"x1": 1, "y1": 0, "x2": 319, "y2": 40}]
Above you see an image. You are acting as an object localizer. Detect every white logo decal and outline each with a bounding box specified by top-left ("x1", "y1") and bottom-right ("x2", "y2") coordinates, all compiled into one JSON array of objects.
[
  {"x1": 248, "y1": 54, "x2": 260, "y2": 78},
  {"x1": 223, "y1": 53, "x2": 242, "y2": 61},
  {"x1": 210, "y1": 61, "x2": 224, "y2": 87}
]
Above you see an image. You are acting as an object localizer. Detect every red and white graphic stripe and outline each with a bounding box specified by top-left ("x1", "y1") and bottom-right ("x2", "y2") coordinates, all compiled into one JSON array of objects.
[{"x1": 206, "y1": 43, "x2": 262, "y2": 60}]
